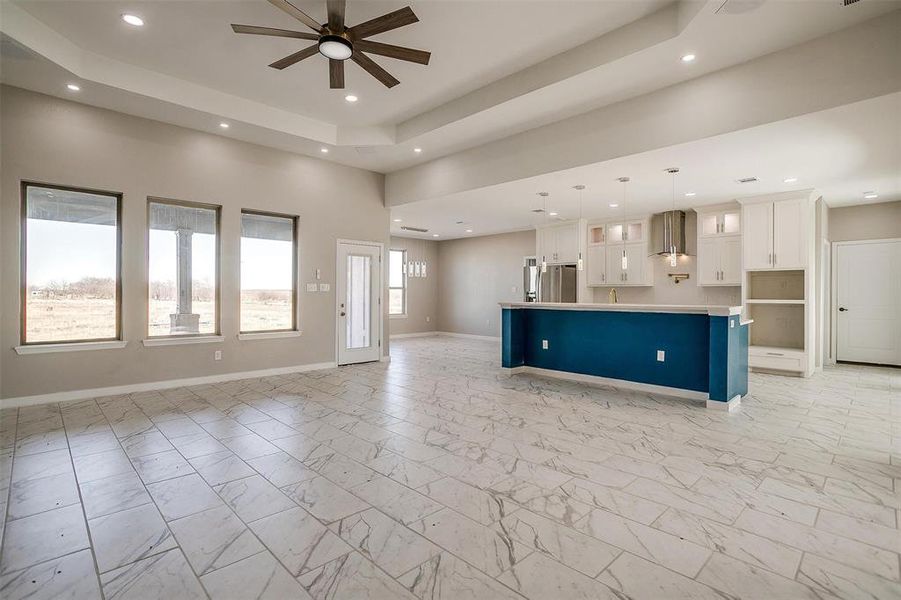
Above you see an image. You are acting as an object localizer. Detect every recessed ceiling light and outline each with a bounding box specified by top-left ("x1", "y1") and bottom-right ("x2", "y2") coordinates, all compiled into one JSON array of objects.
[
  {"x1": 863, "y1": 191, "x2": 879, "y2": 199},
  {"x1": 681, "y1": 53, "x2": 696, "y2": 63},
  {"x1": 219, "y1": 122, "x2": 230, "y2": 129},
  {"x1": 393, "y1": 218, "x2": 402, "y2": 222},
  {"x1": 549, "y1": 212, "x2": 558, "y2": 216},
  {"x1": 344, "y1": 95, "x2": 358, "y2": 103},
  {"x1": 432, "y1": 233, "x2": 439, "y2": 237},
  {"x1": 122, "y1": 14, "x2": 144, "y2": 27},
  {"x1": 783, "y1": 177, "x2": 798, "y2": 183},
  {"x1": 414, "y1": 148, "x2": 422, "y2": 153},
  {"x1": 609, "y1": 203, "x2": 618, "y2": 208},
  {"x1": 465, "y1": 229, "x2": 473, "y2": 233},
  {"x1": 320, "y1": 148, "x2": 329, "y2": 153},
  {"x1": 66, "y1": 83, "x2": 80, "y2": 92},
  {"x1": 684, "y1": 192, "x2": 696, "y2": 197}
]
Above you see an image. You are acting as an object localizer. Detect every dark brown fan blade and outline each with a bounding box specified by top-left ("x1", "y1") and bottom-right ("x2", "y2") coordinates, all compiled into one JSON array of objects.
[
  {"x1": 351, "y1": 51, "x2": 399, "y2": 88},
  {"x1": 355, "y1": 40, "x2": 429, "y2": 65},
  {"x1": 269, "y1": 44, "x2": 319, "y2": 70},
  {"x1": 329, "y1": 59, "x2": 345, "y2": 88},
  {"x1": 267, "y1": 0, "x2": 322, "y2": 32},
  {"x1": 349, "y1": 6, "x2": 418, "y2": 39},
  {"x1": 231, "y1": 24, "x2": 319, "y2": 40},
  {"x1": 326, "y1": 0, "x2": 345, "y2": 32}
]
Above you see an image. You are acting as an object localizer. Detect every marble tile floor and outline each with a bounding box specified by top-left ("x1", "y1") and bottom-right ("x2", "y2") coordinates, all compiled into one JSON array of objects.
[{"x1": 0, "y1": 335, "x2": 899, "y2": 599}]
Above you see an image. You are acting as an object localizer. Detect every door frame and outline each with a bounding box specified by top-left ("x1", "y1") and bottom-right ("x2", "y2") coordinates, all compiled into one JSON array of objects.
[
  {"x1": 335, "y1": 239, "x2": 385, "y2": 366},
  {"x1": 830, "y1": 237, "x2": 901, "y2": 365}
]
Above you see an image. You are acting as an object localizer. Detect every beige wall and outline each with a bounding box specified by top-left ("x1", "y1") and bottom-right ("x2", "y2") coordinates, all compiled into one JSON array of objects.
[
  {"x1": 829, "y1": 200, "x2": 901, "y2": 242},
  {"x1": 436, "y1": 230, "x2": 535, "y2": 337},
  {"x1": 388, "y1": 236, "x2": 438, "y2": 335},
  {"x1": 1, "y1": 86, "x2": 387, "y2": 400},
  {"x1": 590, "y1": 211, "x2": 741, "y2": 306}
]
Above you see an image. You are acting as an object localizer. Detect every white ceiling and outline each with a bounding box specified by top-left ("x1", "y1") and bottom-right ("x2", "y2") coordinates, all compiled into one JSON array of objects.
[
  {"x1": 390, "y1": 92, "x2": 901, "y2": 240},
  {"x1": 2, "y1": 0, "x2": 898, "y2": 172}
]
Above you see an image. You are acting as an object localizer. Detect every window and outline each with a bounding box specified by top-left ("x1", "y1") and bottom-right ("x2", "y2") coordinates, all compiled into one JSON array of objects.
[
  {"x1": 389, "y1": 249, "x2": 406, "y2": 315},
  {"x1": 240, "y1": 211, "x2": 298, "y2": 332},
  {"x1": 148, "y1": 199, "x2": 220, "y2": 337},
  {"x1": 21, "y1": 183, "x2": 122, "y2": 344}
]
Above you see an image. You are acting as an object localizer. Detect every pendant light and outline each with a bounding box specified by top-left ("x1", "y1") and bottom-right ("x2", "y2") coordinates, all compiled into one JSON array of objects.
[
  {"x1": 665, "y1": 168, "x2": 680, "y2": 267},
  {"x1": 538, "y1": 192, "x2": 549, "y2": 273},
  {"x1": 616, "y1": 177, "x2": 630, "y2": 271},
  {"x1": 573, "y1": 185, "x2": 585, "y2": 271}
]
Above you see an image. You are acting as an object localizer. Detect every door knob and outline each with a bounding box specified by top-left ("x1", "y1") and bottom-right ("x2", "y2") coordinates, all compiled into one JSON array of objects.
[{"x1": 838, "y1": 307, "x2": 848, "y2": 312}]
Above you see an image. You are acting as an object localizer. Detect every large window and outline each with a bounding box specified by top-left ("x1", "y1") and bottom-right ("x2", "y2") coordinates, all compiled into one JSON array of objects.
[
  {"x1": 21, "y1": 183, "x2": 122, "y2": 344},
  {"x1": 240, "y1": 211, "x2": 297, "y2": 332},
  {"x1": 389, "y1": 249, "x2": 406, "y2": 316},
  {"x1": 148, "y1": 199, "x2": 220, "y2": 337}
]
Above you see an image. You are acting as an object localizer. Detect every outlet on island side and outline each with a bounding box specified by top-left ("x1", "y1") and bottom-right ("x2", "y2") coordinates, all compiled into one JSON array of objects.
[
  {"x1": 657, "y1": 350, "x2": 665, "y2": 362},
  {"x1": 214, "y1": 350, "x2": 222, "y2": 361},
  {"x1": 542, "y1": 340, "x2": 549, "y2": 350}
]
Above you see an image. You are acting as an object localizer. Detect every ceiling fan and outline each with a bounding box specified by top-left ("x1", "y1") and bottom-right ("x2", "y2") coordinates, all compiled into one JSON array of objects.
[{"x1": 232, "y1": 0, "x2": 430, "y2": 89}]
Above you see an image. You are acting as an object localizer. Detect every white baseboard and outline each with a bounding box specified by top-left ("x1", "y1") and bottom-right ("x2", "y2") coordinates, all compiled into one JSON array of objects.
[
  {"x1": 0, "y1": 361, "x2": 338, "y2": 409},
  {"x1": 501, "y1": 365, "x2": 709, "y2": 402},
  {"x1": 389, "y1": 332, "x2": 439, "y2": 339},
  {"x1": 706, "y1": 395, "x2": 742, "y2": 412},
  {"x1": 436, "y1": 331, "x2": 501, "y2": 342}
]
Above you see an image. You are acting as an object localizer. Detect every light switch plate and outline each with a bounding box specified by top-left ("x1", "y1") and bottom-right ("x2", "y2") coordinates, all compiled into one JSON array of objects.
[
  {"x1": 657, "y1": 350, "x2": 665, "y2": 362},
  {"x1": 306, "y1": 283, "x2": 318, "y2": 292},
  {"x1": 319, "y1": 283, "x2": 330, "y2": 292}
]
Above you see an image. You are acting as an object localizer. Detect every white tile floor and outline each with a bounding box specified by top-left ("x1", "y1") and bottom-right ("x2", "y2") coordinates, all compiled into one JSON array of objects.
[{"x1": 0, "y1": 335, "x2": 899, "y2": 599}]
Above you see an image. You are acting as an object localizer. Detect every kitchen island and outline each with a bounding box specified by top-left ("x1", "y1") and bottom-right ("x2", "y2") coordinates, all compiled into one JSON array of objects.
[{"x1": 499, "y1": 302, "x2": 749, "y2": 410}]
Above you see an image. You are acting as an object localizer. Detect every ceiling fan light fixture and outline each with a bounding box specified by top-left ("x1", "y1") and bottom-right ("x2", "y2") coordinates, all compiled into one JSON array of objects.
[{"x1": 318, "y1": 35, "x2": 353, "y2": 61}]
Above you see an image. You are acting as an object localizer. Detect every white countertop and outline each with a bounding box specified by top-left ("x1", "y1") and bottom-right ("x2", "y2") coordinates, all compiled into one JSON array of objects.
[{"x1": 499, "y1": 302, "x2": 742, "y2": 317}]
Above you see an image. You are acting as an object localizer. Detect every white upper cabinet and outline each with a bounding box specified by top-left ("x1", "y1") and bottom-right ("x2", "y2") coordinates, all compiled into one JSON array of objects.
[
  {"x1": 586, "y1": 245, "x2": 607, "y2": 285},
  {"x1": 721, "y1": 237, "x2": 742, "y2": 284},
  {"x1": 699, "y1": 209, "x2": 741, "y2": 237},
  {"x1": 606, "y1": 220, "x2": 646, "y2": 244},
  {"x1": 742, "y1": 196, "x2": 809, "y2": 271},
  {"x1": 773, "y1": 198, "x2": 808, "y2": 269},
  {"x1": 537, "y1": 221, "x2": 581, "y2": 264},
  {"x1": 606, "y1": 243, "x2": 648, "y2": 285},
  {"x1": 743, "y1": 202, "x2": 774, "y2": 269}
]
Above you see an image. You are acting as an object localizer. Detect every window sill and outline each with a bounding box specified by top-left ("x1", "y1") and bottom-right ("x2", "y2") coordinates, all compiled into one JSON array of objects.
[
  {"x1": 15, "y1": 340, "x2": 128, "y2": 355},
  {"x1": 237, "y1": 330, "x2": 302, "y2": 341},
  {"x1": 142, "y1": 336, "x2": 224, "y2": 347}
]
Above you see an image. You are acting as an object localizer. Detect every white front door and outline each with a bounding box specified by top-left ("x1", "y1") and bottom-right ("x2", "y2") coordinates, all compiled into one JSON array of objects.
[
  {"x1": 337, "y1": 241, "x2": 382, "y2": 365},
  {"x1": 836, "y1": 240, "x2": 901, "y2": 366}
]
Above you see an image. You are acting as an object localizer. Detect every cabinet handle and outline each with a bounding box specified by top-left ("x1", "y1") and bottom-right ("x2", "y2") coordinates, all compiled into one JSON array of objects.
[
  {"x1": 773, "y1": 253, "x2": 776, "y2": 266},
  {"x1": 766, "y1": 352, "x2": 785, "y2": 356},
  {"x1": 768, "y1": 253, "x2": 772, "y2": 265}
]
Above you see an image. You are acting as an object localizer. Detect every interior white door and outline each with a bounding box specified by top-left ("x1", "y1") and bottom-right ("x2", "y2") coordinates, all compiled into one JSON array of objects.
[
  {"x1": 773, "y1": 198, "x2": 806, "y2": 268},
  {"x1": 836, "y1": 240, "x2": 901, "y2": 366},
  {"x1": 337, "y1": 242, "x2": 382, "y2": 365},
  {"x1": 743, "y1": 202, "x2": 773, "y2": 269}
]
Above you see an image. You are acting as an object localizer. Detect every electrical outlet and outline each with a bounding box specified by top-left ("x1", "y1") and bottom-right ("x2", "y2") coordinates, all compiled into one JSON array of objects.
[
  {"x1": 657, "y1": 350, "x2": 665, "y2": 362},
  {"x1": 214, "y1": 350, "x2": 222, "y2": 361},
  {"x1": 730, "y1": 319, "x2": 735, "y2": 328},
  {"x1": 319, "y1": 283, "x2": 330, "y2": 292},
  {"x1": 306, "y1": 283, "x2": 318, "y2": 292},
  {"x1": 425, "y1": 316, "x2": 430, "y2": 323},
  {"x1": 542, "y1": 340, "x2": 549, "y2": 350}
]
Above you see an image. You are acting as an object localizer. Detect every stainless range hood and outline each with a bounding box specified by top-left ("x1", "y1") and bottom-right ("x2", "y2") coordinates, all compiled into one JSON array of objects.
[{"x1": 653, "y1": 210, "x2": 688, "y2": 256}]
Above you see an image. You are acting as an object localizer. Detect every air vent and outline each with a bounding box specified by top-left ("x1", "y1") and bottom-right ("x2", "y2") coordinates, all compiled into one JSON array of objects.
[
  {"x1": 843, "y1": 0, "x2": 862, "y2": 5},
  {"x1": 531, "y1": 209, "x2": 545, "y2": 213},
  {"x1": 400, "y1": 225, "x2": 428, "y2": 233},
  {"x1": 736, "y1": 176, "x2": 759, "y2": 184},
  {"x1": 354, "y1": 146, "x2": 378, "y2": 155}
]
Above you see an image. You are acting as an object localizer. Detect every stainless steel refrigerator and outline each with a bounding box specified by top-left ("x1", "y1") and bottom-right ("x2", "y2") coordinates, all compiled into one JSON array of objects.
[{"x1": 537, "y1": 264, "x2": 578, "y2": 303}]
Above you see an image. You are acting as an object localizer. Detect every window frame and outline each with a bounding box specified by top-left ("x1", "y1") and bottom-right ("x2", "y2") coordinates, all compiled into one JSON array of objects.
[
  {"x1": 20, "y1": 181, "x2": 124, "y2": 346},
  {"x1": 388, "y1": 248, "x2": 407, "y2": 317},
  {"x1": 239, "y1": 209, "x2": 299, "y2": 334},
  {"x1": 145, "y1": 196, "x2": 222, "y2": 339}
]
